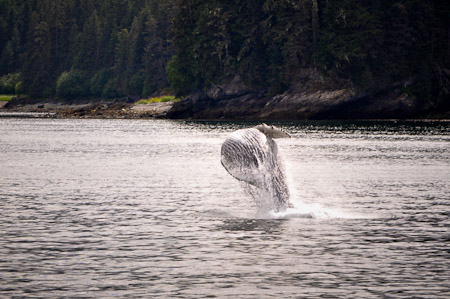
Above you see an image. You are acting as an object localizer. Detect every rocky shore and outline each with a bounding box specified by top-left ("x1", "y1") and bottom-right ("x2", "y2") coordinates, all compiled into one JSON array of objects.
[
  {"x1": 1, "y1": 97, "x2": 174, "y2": 119},
  {"x1": 1, "y1": 72, "x2": 449, "y2": 120},
  {"x1": 168, "y1": 87, "x2": 430, "y2": 120},
  {"x1": 167, "y1": 72, "x2": 446, "y2": 120}
]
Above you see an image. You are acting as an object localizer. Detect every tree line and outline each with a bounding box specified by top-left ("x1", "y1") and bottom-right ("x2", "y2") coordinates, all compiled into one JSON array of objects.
[
  {"x1": 0, "y1": 0, "x2": 175, "y2": 98},
  {"x1": 169, "y1": 0, "x2": 449, "y2": 105},
  {"x1": 1, "y1": 0, "x2": 449, "y2": 106}
]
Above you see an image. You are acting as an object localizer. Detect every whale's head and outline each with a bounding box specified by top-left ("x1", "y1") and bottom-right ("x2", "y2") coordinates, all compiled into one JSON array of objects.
[{"x1": 254, "y1": 123, "x2": 291, "y2": 139}]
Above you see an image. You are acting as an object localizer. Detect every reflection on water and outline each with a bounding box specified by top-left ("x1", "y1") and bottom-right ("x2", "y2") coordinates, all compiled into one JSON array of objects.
[{"x1": 0, "y1": 119, "x2": 449, "y2": 298}]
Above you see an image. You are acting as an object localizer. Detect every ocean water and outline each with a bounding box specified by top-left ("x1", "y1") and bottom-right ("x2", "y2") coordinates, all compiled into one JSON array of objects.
[{"x1": 0, "y1": 118, "x2": 449, "y2": 298}]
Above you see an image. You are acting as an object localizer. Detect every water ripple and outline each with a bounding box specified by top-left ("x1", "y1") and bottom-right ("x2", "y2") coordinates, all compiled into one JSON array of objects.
[{"x1": 1, "y1": 119, "x2": 449, "y2": 298}]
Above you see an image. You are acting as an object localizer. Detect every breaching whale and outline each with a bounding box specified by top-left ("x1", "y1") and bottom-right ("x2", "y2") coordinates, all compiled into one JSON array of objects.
[{"x1": 221, "y1": 124, "x2": 291, "y2": 212}]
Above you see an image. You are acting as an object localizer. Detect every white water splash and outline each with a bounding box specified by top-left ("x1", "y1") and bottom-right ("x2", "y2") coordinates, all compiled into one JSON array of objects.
[
  {"x1": 222, "y1": 127, "x2": 361, "y2": 220},
  {"x1": 261, "y1": 200, "x2": 351, "y2": 219}
]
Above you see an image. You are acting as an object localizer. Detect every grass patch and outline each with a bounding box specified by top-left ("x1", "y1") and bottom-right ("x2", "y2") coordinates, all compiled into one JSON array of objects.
[
  {"x1": 137, "y1": 95, "x2": 179, "y2": 104},
  {"x1": 0, "y1": 95, "x2": 15, "y2": 101}
]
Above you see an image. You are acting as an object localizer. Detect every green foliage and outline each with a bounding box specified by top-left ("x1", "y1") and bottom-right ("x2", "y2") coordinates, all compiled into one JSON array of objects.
[
  {"x1": 166, "y1": 55, "x2": 197, "y2": 97},
  {"x1": 142, "y1": 83, "x2": 156, "y2": 98},
  {"x1": 56, "y1": 70, "x2": 91, "y2": 98},
  {"x1": 137, "y1": 95, "x2": 178, "y2": 104},
  {"x1": 1, "y1": 0, "x2": 176, "y2": 99},
  {"x1": 15, "y1": 81, "x2": 24, "y2": 95},
  {"x1": 0, "y1": 95, "x2": 15, "y2": 101},
  {"x1": 127, "y1": 72, "x2": 145, "y2": 96},
  {"x1": 102, "y1": 77, "x2": 122, "y2": 99},
  {"x1": 170, "y1": 0, "x2": 450, "y2": 103},
  {"x1": 0, "y1": 73, "x2": 21, "y2": 94},
  {"x1": 0, "y1": 0, "x2": 449, "y2": 105},
  {"x1": 90, "y1": 68, "x2": 111, "y2": 97},
  {"x1": 43, "y1": 86, "x2": 55, "y2": 98},
  {"x1": 315, "y1": 0, "x2": 383, "y2": 87}
]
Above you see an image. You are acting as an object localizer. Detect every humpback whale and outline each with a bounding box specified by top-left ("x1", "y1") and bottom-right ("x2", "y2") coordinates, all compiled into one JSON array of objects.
[{"x1": 221, "y1": 124, "x2": 291, "y2": 212}]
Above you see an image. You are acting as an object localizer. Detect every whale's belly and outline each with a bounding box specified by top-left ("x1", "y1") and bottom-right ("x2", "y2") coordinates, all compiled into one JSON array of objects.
[{"x1": 220, "y1": 129, "x2": 270, "y2": 185}]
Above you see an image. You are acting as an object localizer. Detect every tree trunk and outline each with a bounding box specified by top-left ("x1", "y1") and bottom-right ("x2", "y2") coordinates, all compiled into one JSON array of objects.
[{"x1": 311, "y1": 0, "x2": 319, "y2": 65}]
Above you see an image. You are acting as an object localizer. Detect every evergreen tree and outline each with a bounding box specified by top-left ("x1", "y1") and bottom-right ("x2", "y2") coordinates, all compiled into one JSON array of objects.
[
  {"x1": 114, "y1": 28, "x2": 130, "y2": 95},
  {"x1": 22, "y1": 11, "x2": 53, "y2": 97},
  {"x1": 316, "y1": 0, "x2": 384, "y2": 87},
  {"x1": 0, "y1": 0, "x2": 447, "y2": 104},
  {"x1": 73, "y1": 10, "x2": 102, "y2": 73},
  {"x1": 143, "y1": 0, "x2": 176, "y2": 95}
]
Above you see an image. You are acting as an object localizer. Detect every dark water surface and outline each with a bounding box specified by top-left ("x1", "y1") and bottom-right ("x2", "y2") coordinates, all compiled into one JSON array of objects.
[{"x1": 1, "y1": 119, "x2": 449, "y2": 298}]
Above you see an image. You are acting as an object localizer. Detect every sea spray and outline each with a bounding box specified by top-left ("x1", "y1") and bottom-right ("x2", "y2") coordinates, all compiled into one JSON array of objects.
[{"x1": 221, "y1": 125, "x2": 354, "y2": 219}]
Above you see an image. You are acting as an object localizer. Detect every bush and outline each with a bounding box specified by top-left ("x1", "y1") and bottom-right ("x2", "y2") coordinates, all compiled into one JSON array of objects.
[
  {"x1": 136, "y1": 96, "x2": 179, "y2": 104},
  {"x1": 166, "y1": 55, "x2": 196, "y2": 97},
  {"x1": 127, "y1": 72, "x2": 145, "y2": 96},
  {"x1": 56, "y1": 70, "x2": 91, "y2": 98},
  {"x1": 142, "y1": 83, "x2": 156, "y2": 98},
  {"x1": 102, "y1": 77, "x2": 122, "y2": 99},
  {"x1": 43, "y1": 87, "x2": 55, "y2": 98},
  {"x1": 15, "y1": 81, "x2": 24, "y2": 95},
  {"x1": 0, "y1": 95, "x2": 14, "y2": 101},
  {"x1": 90, "y1": 69, "x2": 111, "y2": 97},
  {"x1": 0, "y1": 73, "x2": 21, "y2": 94}
]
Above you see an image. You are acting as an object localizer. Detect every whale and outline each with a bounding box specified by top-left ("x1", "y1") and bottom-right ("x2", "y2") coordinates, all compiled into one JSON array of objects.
[{"x1": 221, "y1": 124, "x2": 291, "y2": 212}]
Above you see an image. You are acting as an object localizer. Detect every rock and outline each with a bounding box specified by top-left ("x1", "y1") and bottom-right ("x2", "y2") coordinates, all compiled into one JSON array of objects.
[
  {"x1": 205, "y1": 74, "x2": 253, "y2": 100},
  {"x1": 131, "y1": 102, "x2": 174, "y2": 117},
  {"x1": 168, "y1": 75, "x2": 425, "y2": 120}
]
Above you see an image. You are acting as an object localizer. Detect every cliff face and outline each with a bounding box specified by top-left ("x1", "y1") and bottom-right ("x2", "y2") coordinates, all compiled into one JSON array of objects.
[{"x1": 168, "y1": 71, "x2": 428, "y2": 120}]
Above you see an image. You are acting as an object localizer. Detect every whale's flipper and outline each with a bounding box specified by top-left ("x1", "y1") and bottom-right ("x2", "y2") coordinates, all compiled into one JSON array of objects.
[{"x1": 254, "y1": 123, "x2": 291, "y2": 139}]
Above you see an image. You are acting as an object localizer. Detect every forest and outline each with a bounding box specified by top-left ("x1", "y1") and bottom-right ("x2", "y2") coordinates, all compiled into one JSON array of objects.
[
  {"x1": 0, "y1": 0, "x2": 449, "y2": 107},
  {"x1": 0, "y1": 0, "x2": 176, "y2": 98}
]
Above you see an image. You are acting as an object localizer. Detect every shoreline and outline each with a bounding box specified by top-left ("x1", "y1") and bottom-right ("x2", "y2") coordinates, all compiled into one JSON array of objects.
[
  {"x1": 0, "y1": 98, "x2": 174, "y2": 119},
  {"x1": 1, "y1": 96, "x2": 450, "y2": 121},
  {"x1": 1, "y1": 110, "x2": 450, "y2": 123}
]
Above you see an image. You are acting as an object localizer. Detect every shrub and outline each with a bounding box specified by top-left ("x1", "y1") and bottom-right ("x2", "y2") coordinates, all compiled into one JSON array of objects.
[
  {"x1": 102, "y1": 77, "x2": 122, "y2": 99},
  {"x1": 127, "y1": 72, "x2": 145, "y2": 96},
  {"x1": 0, "y1": 73, "x2": 21, "y2": 94},
  {"x1": 15, "y1": 81, "x2": 24, "y2": 95},
  {"x1": 90, "y1": 69, "x2": 111, "y2": 97},
  {"x1": 166, "y1": 55, "x2": 196, "y2": 97},
  {"x1": 0, "y1": 95, "x2": 14, "y2": 101},
  {"x1": 136, "y1": 96, "x2": 179, "y2": 104},
  {"x1": 56, "y1": 70, "x2": 91, "y2": 98},
  {"x1": 43, "y1": 87, "x2": 55, "y2": 98},
  {"x1": 160, "y1": 95, "x2": 176, "y2": 102},
  {"x1": 142, "y1": 84, "x2": 155, "y2": 98}
]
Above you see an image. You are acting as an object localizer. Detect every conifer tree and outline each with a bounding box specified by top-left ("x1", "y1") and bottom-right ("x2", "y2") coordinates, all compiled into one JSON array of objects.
[
  {"x1": 0, "y1": 0, "x2": 447, "y2": 104},
  {"x1": 22, "y1": 12, "x2": 53, "y2": 96}
]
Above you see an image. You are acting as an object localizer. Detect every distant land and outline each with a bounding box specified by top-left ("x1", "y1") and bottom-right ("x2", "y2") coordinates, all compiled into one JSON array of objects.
[{"x1": 1, "y1": 0, "x2": 449, "y2": 119}]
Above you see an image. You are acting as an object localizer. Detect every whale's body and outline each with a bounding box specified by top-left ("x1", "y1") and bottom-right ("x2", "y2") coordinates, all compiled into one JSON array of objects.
[{"x1": 221, "y1": 124, "x2": 290, "y2": 211}]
